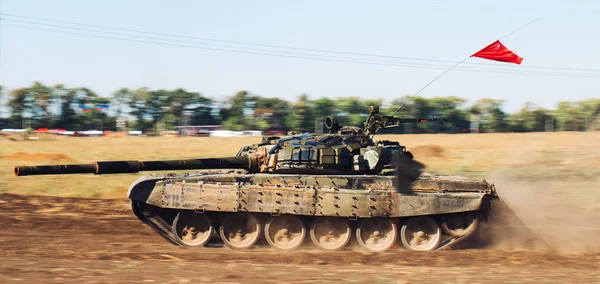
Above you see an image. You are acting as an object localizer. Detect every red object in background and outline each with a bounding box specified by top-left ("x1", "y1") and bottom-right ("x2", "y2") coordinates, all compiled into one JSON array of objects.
[
  {"x1": 264, "y1": 129, "x2": 287, "y2": 135},
  {"x1": 471, "y1": 40, "x2": 523, "y2": 64}
]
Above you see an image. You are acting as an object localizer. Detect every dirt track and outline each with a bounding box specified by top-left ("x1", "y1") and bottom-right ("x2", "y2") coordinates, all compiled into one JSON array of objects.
[{"x1": 1, "y1": 194, "x2": 598, "y2": 283}]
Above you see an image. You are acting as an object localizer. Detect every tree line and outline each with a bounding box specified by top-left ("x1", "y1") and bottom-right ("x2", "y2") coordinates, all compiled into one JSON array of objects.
[{"x1": 0, "y1": 82, "x2": 598, "y2": 133}]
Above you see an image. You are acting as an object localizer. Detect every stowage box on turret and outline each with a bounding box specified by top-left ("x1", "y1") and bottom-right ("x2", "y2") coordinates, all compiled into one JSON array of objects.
[{"x1": 15, "y1": 106, "x2": 497, "y2": 252}]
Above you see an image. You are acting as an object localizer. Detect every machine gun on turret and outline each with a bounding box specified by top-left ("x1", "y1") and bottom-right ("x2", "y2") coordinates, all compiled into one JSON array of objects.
[
  {"x1": 363, "y1": 105, "x2": 445, "y2": 136},
  {"x1": 323, "y1": 105, "x2": 445, "y2": 136}
]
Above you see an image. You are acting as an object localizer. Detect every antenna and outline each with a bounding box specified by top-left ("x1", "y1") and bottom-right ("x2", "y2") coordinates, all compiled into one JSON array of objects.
[{"x1": 390, "y1": 57, "x2": 469, "y2": 117}]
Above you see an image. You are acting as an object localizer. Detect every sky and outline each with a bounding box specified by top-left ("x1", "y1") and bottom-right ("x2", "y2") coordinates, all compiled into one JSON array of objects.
[{"x1": 0, "y1": 0, "x2": 599, "y2": 113}]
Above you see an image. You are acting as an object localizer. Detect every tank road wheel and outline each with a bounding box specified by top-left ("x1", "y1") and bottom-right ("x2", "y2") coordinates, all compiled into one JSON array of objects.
[
  {"x1": 441, "y1": 212, "x2": 479, "y2": 238},
  {"x1": 172, "y1": 211, "x2": 214, "y2": 247},
  {"x1": 310, "y1": 217, "x2": 352, "y2": 251},
  {"x1": 265, "y1": 215, "x2": 306, "y2": 250},
  {"x1": 220, "y1": 213, "x2": 261, "y2": 249},
  {"x1": 400, "y1": 216, "x2": 442, "y2": 251},
  {"x1": 356, "y1": 218, "x2": 397, "y2": 253}
]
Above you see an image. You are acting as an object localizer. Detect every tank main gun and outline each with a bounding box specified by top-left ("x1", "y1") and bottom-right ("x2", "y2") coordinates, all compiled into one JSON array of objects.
[{"x1": 15, "y1": 156, "x2": 252, "y2": 176}]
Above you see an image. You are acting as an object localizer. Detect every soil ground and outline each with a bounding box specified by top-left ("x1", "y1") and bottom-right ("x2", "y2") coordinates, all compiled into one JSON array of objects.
[{"x1": 1, "y1": 194, "x2": 598, "y2": 284}]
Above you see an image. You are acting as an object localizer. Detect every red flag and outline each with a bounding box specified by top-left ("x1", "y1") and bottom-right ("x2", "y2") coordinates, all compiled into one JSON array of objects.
[{"x1": 471, "y1": 40, "x2": 523, "y2": 64}]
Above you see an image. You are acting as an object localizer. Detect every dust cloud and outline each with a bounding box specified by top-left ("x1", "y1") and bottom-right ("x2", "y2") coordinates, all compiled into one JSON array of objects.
[
  {"x1": 410, "y1": 145, "x2": 446, "y2": 159},
  {"x1": 476, "y1": 176, "x2": 600, "y2": 254}
]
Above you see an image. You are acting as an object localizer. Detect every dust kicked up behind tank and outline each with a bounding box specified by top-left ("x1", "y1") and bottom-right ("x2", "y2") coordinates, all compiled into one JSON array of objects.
[{"x1": 15, "y1": 106, "x2": 497, "y2": 252}]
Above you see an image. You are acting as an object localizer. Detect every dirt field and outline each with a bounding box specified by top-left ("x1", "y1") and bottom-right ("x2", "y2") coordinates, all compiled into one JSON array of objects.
[
  {"x1": 1, "y1": 133, "x2": 599, "y2": 283},
  {"x1": 1, "y1": 193, "x2": 598, "y2": 283}
]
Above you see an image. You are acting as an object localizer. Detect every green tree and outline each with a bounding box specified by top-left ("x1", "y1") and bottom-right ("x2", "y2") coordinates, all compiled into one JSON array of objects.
[
  {"x1": 427, "y1": 96, "x2": 469, "y2": 133},
  {"x1": 54, "y1": 84, "x2": 78, "y2": 129},
  {"x1": 333, "y1": 97, "x2": 383, "y2": 127},
  {"x1": 336, "y1": 97, "x2": 363, "y2": 126},
  {"x1": 289, "y1": 94, "x2": 313, "y2": 132},
  {"x1": 144, "y1": 89, "x2": 172, "y2": 131},
  {"x1": 6, "y1": 82, "x2": 54, "y2": 129},
  {"x1": 579, "y1": 99, "x2": 600, "y2": 131},
  {"x1": 253, "y1": 97, "x2": 290, "y2": 130},
  {"x1": 7, "y1": 87, "x2": 31, "y2": 128},
  {"x1": 313, "y1": 97, "x2": 336, "y2": 119},
  {"x1": 471, "y1": 98, "x2": 507, "y2": 133},
  {"x1": 0, "y1": 85, "x2": 5, "y2": 127},
  {"x1": 396, "y1": 96, "x2": 433, "y2": 133},
  {"x1": 553, "y1": 99, "x2": 600, "y2": 131},
  {"x1": 29, "y1": 82, "x2": 54, "y2": 129},
  {"x1": 71, "y1": 87, "x2": 105, "y2": 130},
  {"x1": 111, "y1": 87, "x2": 152, "y2": 130},
  {"x1": 89, "y1": 96, "x2": 113, "y2": 131},
  {"x1": 188, "y1": 93, "x2": 217, "y2": 126},
  {"x1": 128, "y1": 88, "x2": 153, "y2": 131},
  {"x1": 111, "y1": 87, "x2": 217, "y2": 131},
  {"x1": 488, "y1": 107, "x2": 509, "y2": 132},
  {"x1": 112, "y1": 88, "x2": 132, "y2": 119},
  {"x1": 311, "y1": 97, "x2": 337, "y2": 132},
  {"x1": 221, "y1": 91, "x2": 257, "y2": 130},
  {"x1": 509, "y1": 102, "x2": 554, "y2": 132}
]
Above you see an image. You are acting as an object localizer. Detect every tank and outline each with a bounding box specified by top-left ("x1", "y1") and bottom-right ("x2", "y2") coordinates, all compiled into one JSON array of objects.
[{"x1": 14, "y1": 105, "x2": 497, "y2": 252}]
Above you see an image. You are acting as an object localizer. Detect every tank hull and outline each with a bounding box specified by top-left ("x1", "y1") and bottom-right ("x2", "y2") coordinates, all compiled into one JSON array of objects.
[
  {"x1": 128, "y1": 173, "x2": 494, "y2": 218},
  {"x1": 128, "y1": 172, "x2": 496, "y2": 251}
]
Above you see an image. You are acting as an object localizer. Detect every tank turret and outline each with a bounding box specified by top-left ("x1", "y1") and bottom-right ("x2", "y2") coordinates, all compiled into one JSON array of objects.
[{"x1": 232, "y1": 105, "x2": 439, "y2": 176}]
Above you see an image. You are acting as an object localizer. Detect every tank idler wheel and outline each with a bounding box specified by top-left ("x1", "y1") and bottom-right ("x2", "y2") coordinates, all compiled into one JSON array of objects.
[
  {"x1": 356, "y1": 218, "x2": 397, "y2": 253},
  {"x1": 441, "y1": 212, "x2": 479, "y2": 238},
  {"x1": 400, "y1": 216, "x2": 442, "y2": 251},
  {"x1": 310, "y1": 217, "x2": 352, "y2": 251},
  {"x1": 265, "y1": 215, "x2": 306, "y2": 250},
  {"x1": 220, "y1": 213, "x2": 261, "y2": 249},
  {"x1": 172, "y1": 211, "x2": 214, "y2": 247}
]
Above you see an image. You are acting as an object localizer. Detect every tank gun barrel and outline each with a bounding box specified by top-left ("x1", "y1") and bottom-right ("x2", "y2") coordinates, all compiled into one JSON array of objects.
[{"x1": 14, "y1": 156, "x2": 251, "y2": 176}]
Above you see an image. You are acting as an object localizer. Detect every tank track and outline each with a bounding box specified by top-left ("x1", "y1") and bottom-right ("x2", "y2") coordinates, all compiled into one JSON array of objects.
[
  {"x1": 435, "y1": 232, "x2": 474, "y2": 251},
  {"x1": 132, "y1": 200, "x2": 184, "y2": 246},
  {"x1": 132, "y1": 200, "x2": 485, "y2": 252}
]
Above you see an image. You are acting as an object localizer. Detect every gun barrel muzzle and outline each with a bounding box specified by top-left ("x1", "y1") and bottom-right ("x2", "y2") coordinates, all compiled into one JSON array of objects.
[{"x1": 15, "y1": 164, "x2": 98, "y2": 176}]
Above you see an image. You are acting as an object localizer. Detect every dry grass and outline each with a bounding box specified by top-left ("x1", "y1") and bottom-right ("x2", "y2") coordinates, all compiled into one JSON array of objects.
[{"x1": 1, "y1": 132, "x2": 599, "y2": 201}]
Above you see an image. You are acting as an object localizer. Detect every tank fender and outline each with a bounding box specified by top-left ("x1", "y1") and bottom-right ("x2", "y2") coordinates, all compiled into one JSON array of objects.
[
  {"x1": 391, "y1": 192, "x2": 487, "y2": 217},
  {"x1": 127, "y1": 175, "x2": 166, "y2": 204}
]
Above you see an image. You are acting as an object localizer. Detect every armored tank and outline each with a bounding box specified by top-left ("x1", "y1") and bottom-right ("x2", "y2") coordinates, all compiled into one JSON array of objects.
[{"x1": 15, "y1": 106, "x2": 497, "y2": 252}]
